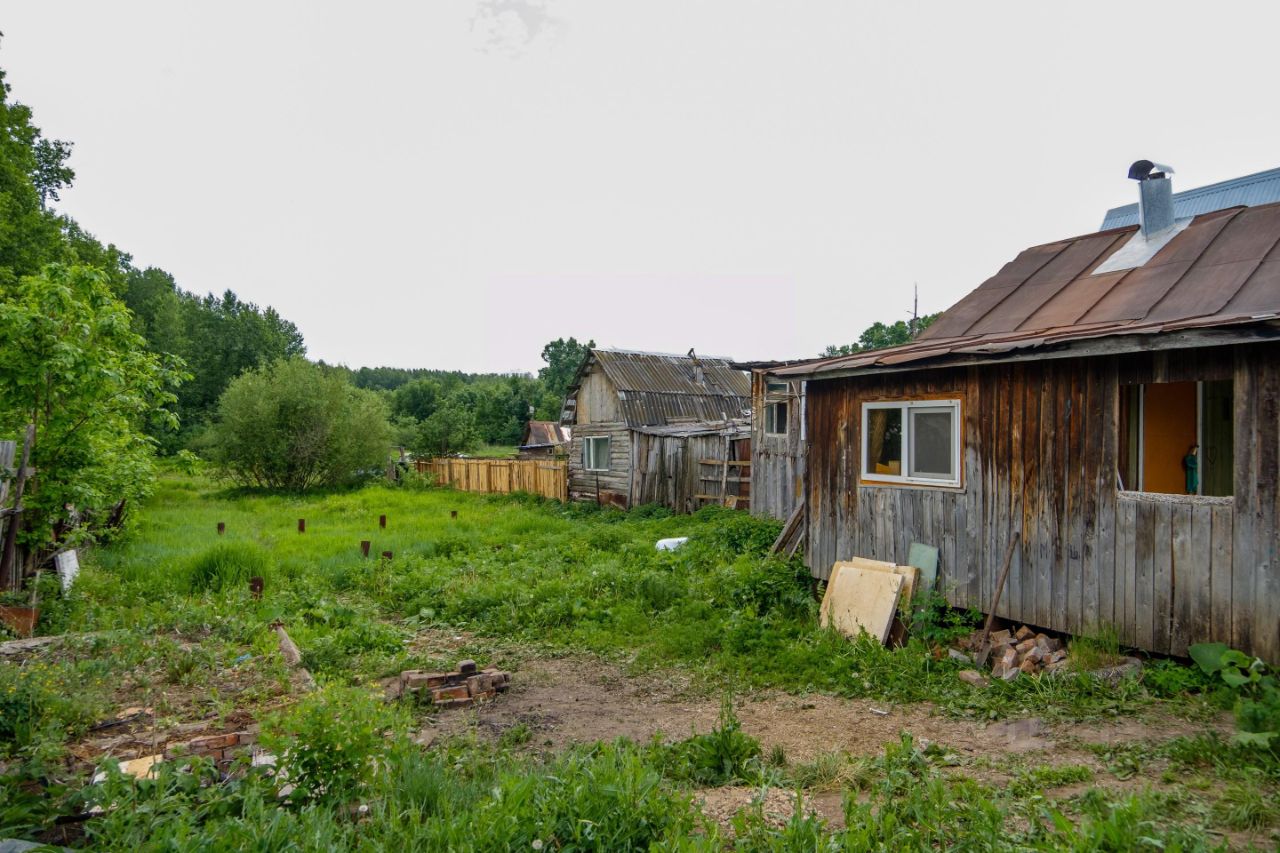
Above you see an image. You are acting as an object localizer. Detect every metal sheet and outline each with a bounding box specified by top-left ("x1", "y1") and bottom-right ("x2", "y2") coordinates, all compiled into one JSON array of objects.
[{"x1": 779, "y1": 202, "x2": 1280, "y2": 380}]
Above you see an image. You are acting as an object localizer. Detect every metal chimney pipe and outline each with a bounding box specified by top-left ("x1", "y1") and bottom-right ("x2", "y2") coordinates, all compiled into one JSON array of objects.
[{"x1": 1128, "y1": 160, "x2": 1176, "y2": 238}]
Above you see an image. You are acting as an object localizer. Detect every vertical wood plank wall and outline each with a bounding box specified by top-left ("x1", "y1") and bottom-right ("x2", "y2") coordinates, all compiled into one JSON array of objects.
[
  {"x1": 631, "y1": 432, "x2": 745, "y2": 512},
  {"x1": 804, "y1": 343, "x2": 1280, "y2": 663},
  {"x1": 419, "y1": 458, "x2": 568, "y2": 502},
  {"x1": 749, "y1": 372, "x2": 806, "y2": 521}
]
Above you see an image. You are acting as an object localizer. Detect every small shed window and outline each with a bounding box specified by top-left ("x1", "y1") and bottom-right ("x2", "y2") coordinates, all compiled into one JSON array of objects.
[
  {"x1": 582, "y1": 436, "x2": 611, "y2": 471},
  {"x1": 1118, "y1": 380, "x2": 1233, "y2": 496},
  {"x1": 764, "y1": 381, "x2": 789, "y2": 436},
  {"x1": 861, "y1": 400, "x2": 961, "y2": 487}
]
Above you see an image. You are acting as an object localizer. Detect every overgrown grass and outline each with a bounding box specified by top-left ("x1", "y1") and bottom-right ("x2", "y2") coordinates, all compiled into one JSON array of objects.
[{"x1": 2, "y1": 474, "x2": 1270, "y2": 848}]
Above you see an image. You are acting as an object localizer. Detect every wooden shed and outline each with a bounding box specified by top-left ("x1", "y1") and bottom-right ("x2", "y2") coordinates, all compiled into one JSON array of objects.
[
  {"x1": 517, "y1": 421, "x2": 570, "y2": 459},
  {"x1": 560, "y1": 349, "x2": 751, "y2": 511},
  {"x1": 733, "y1": 362, "x2": 808, "y2": 522},
  {"x1": 774, "y1": 172, "x2": 1280, "y2": 663}
]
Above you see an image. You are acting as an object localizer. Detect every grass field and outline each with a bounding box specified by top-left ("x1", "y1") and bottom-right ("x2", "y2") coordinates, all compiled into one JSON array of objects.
[{"x1": 2, "y1": 473, "x2": 1278, "y2": 850}]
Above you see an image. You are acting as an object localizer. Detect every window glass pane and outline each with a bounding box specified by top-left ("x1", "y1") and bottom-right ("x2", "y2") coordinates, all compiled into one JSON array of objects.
[
  {"x1": 766, "y1": 402, "x2": 787, "y2": 434},
  {"x1": 584, "y1": 436, "x2": 609, "y2": 470},
  {"x1": 866, "y1": 407, "x2": 902, "y2": 477},
  {"x1": 909, "y1": 408, "x2": 953, "y2": 479},
  {"x1": 766, "y1": 381, "x2": 787, "y2": 394}
]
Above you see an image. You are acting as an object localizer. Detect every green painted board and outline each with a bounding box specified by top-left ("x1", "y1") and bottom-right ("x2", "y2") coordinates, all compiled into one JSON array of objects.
[{"x1": 906, "y1": 542, "x2": 939, "y2": 595}]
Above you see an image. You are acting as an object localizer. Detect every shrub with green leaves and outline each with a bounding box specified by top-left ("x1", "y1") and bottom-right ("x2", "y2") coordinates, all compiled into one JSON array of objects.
[
  {"x1": 654, "y1": 699, "x2": 763, "y2": 786},
  {"x1": 207, "y1": 358, "x2": 391, "y2": 490},
  {"x1": 1190, "y1": 641, "x2": 1280, "y2": 749},
  {"x1": 260, "y1": 685, "x2": 398, "y2": 805}
]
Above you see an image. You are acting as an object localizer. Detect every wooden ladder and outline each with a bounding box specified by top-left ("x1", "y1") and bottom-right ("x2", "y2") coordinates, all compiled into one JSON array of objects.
[{"x1": 695, "y1": 437, "x2": 751, "y2": 508}]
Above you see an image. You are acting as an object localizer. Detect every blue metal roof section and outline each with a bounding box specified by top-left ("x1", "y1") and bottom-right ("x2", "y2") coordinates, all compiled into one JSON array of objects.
[{"x1": 1100, "y1": 166, "x2": 1280, "y2": 230}]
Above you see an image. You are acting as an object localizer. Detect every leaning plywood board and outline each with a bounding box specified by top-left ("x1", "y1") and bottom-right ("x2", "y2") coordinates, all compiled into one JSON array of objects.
[
  {"x1": 819, "y1": 565, "x2": 904, "y2": 644},
  {"x1": 832, "y1": 559, "x2": 920, "y2": 611}
]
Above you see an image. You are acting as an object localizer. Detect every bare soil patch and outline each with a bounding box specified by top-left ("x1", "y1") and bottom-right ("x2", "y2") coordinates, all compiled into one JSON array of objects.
[{"x1": 427, "y1": 654, "x2": 1226, "y2": 765}]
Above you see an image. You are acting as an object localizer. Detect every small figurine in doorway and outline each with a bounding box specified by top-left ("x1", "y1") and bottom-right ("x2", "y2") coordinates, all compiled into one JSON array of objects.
[{"x1": 1183, "y1": 444, "x2": 1199, "y2": 495}]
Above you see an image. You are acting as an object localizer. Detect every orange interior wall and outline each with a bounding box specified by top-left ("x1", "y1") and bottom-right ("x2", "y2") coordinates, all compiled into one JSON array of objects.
[{"x1": 1142, "y1": 381, "x2": 1198, "y2": 494}]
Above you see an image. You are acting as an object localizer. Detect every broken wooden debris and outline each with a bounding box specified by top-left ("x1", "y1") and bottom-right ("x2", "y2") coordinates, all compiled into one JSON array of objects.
[
  {"x1": 273, "y1": 623, "x2": 317, "y2": 691},
  {"x1": 389, "y1": 662, "x2": 511, "y2": 708}
]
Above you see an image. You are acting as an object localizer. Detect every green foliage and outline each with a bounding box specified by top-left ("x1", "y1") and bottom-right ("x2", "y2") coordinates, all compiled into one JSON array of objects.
[
  {"x1": 538, "y1": 336, "x2": 594, "y2": 399},
  {"x1": 1189, "y1": 642, "x2": 1280, "y2": 750},
  {"x1": 0, "y1": 264, "x2": 187, "y2": 546},
  {"x1": 655, "y1": 698, "x2": 763, "y2": 786},
  {"x1": 207, "y1": 358, "x2": 392, "y2": 490},
  {"x1": 260, "y1": 684, "x2": 398, "y2": 805},
  {"x1": 187, "y1": 542, "x2": 271, "y2": 593},
  {"x1": 822, "y1": 313, "x2": 940, "y2": 357},
  {"x1": 413, "y1": 392, "x2": 480, "y2": 457}
]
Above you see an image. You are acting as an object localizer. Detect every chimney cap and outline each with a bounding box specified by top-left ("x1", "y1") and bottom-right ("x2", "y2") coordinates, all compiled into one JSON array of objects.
[{"x1": 1128, "y1": 159, "x2": 1175, "y2": 181}]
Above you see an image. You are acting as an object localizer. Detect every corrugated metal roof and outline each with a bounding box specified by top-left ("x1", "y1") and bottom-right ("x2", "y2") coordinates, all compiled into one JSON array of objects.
[
  {"x1": 564, "y1": 349, "x2": 751, "y2": 428},
  {"x1": 777, "y1": 202, "x2": 1280, "y2": 381},
  {"x1": 1100, "y1": 166, "x2": 1280, "y2": 230},
  {"x1": 520, "y1": 421, "x2": 569, "y2": 448}
]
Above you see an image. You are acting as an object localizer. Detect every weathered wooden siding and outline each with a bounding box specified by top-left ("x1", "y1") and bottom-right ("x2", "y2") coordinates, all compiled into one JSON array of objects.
[
  {"x1": 419, "y1": 458, "x2": 567, "y2": 501},
  {"x1": 567, "y1": 423, "x2": 632, "y2": 502},
  {"x1": 632, "y1": 432, "x2": 742, "y2": 512},
  {"x1": 749, "y1": 372, "x2": 806, "y2": 521},
  {"x1": 804, "y1": 343, "x2": 1280, "y2": 663},
  {"x1": 574, "y1": 367, "x2": 622, "y2": 424}
]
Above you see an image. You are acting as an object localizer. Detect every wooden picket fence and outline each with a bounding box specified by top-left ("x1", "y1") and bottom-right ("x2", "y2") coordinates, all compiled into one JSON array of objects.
[{"x1": 415, "y1": 457, "x2": 568, "y2": 502}]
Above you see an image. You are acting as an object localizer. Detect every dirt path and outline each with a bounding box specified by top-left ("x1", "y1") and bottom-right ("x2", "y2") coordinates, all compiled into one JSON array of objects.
[{"x1": 429, "y1": 655, "x2": 1224, "y2": 762}]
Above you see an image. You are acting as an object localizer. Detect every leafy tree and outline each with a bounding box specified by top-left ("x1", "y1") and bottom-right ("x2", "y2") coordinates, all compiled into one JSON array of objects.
[
  {"x1": 822, "y1": 313, "x2": 940, "y2": 357},
  {"x1": 391, "y1": 378, "x2": 442, "y2": 422},
  {"x1": 169, "y1": 289, "x2": 306, "y2": 439},
  {"x1": 413, "y1": 393, "x2": 479, "y2": 457},
  {"x1": 0, "y1": 265, "x2": 187, "y2": 546},
  {"x1": 538, "y1": 337, "x2": 594, "y2": 399},
  {"x1": 0, "y1": 64, "x2": 65, "y2": 286},
  {"x1": 207, "y1": 359, "x2": 392, "y2": 490}
]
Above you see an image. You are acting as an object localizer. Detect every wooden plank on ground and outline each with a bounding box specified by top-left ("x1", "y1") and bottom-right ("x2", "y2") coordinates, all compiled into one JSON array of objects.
[{"x1": 819, "y1": 564, "x2": 904, "y2": 644}]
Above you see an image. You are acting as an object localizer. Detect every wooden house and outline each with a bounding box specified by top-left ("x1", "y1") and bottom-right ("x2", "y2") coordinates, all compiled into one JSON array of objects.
[
  {"x1": 517, "y1": 421, "x2": 570, "y2": 459},
  {"x1": 773, "y1": 162, "x2": 1280, "y2": 662},
  {"x1": 734, "y1": 362, "x2": 808, "y2": 522},
  {"x1": 560, "y1": 349, "x2": 751, "y2": 511}
]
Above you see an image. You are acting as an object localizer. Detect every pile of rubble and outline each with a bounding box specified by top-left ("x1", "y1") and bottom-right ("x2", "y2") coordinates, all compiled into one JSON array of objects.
[
  {"x1": 386, "y1": 659, "x2": 511, "y2": 707},
  {"x1": 952, "y1": 625, "x2": 1067, "y2": 685}
]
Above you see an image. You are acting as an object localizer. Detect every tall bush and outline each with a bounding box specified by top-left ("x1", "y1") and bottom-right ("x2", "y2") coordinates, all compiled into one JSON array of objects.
[{"x1": 207, "y1": 359, "x2": 391, "y2": 490}]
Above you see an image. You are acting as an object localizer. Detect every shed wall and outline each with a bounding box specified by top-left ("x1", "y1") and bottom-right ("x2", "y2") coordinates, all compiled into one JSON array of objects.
[
  {"x1": 567, "y1": 423, "x2": 632, "y2": 503},
  {"x1": 804, "y1": 343, "x2": 1280, "y2": 662},
  {"x1": 632, "y1": 432, "x2": 742, "y2": 512},
  {"x1": 749, "y1": 372, "x2": 806, "y2": 521},
  {"x1": 574, "y1": 368, "x2": 622, "y2": 424}
]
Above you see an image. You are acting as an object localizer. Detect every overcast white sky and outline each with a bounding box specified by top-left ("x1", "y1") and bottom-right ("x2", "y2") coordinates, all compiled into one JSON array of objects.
[{"x1": 4, "y1": 2, "x2": 1278, "y2": 373}]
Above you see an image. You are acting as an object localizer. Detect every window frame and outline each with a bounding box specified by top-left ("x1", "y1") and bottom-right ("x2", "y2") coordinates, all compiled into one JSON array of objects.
[
  {"x1": 860, "y1": 399, "x2": 962, "y2": 488},
  {"x1": 764, "y1": 380, "x2": 789, "y2": 436},
  {"x1": 582, "y1": 435, "x2": 611, "y2": 472}
]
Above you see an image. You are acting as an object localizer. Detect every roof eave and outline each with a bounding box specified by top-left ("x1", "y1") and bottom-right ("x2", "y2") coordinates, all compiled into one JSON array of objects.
[{"x1": 776, "y1": 321, "x2": 1280, "y2": 382}]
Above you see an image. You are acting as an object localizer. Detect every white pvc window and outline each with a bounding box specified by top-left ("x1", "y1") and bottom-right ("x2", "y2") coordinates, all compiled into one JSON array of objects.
[
  {"x1": 861, "y1": 400, "x2": 961, "y2": 487},
  {"x1": 583, "y1": 436, "x2": 611, "y2": 471}
]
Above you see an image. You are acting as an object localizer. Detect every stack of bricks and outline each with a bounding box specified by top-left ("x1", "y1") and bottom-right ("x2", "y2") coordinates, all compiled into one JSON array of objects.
[
  {"x1": 164, "y1": 729, "x2": 259, "y2": 765},
  {"x1": 980, "y1": 625, "x2": 1067, "y2": 680},
  {"x1": 394, "y1": 659, "x2": 511, "y2": 708}
]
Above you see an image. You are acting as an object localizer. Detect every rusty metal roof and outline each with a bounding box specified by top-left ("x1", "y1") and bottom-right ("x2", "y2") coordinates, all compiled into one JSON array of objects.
[
  {"x1": 564, "y1": 349, "x2": 750, "y2": 428},
  {"x1": 520, "y1": 421, "x2": 569, "y2": 448},
  {"x1": 1101, "y1": 166, "x2": 1280, "y2": 230},
  {"x1": 777, "y1": 203, "x2": 1280, "y2": 381}
]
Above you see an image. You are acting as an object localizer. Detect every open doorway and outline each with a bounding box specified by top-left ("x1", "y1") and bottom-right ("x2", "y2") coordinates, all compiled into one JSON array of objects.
[{"x1": 1118, "y1": 380, "x2": 1233, "y2": 496}]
